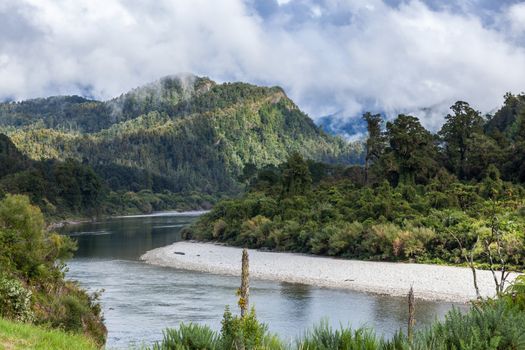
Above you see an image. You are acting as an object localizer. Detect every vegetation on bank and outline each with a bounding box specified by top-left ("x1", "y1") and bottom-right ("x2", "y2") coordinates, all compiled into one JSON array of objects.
[
  {"x1": 0, "y1": 194, "x2": 106, "y2": 346},
  {"x1": 0, "y1": 132, "x2": 221, "y2": 219},
  {"x1": 187, "y1": 95, "x2": 525, "y2": 275},
  {"x1": 0, "y1": 317, "x2": 97, "y2": 350}
]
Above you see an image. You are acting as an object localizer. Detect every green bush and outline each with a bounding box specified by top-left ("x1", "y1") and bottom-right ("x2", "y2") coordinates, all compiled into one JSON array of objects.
[
  {"x1": 152, "y1": 306, "x2": 283, "y2": 350},
  {"x1": 0, "y1": 195, "x2": 106, "y2": 345},
  {"x1": 296, "y1": 321, "x2": 380, "y2": 350},
  {"x1": 412, "y1": 301, "x2": 525, "y2": 349},
  {"x1": 0, "y1": 275, "x2": 33, "y2": 323},
  {"x1": 152, "y1": 323, "x2": 219, "y2": 350},
  {"x1": 220, "y1": 306, "x2": 283, "y2": 350}
]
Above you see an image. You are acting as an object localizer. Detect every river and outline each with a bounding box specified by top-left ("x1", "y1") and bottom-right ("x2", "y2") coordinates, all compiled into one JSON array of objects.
[{"x1": 62, "y1": 212, "x2": 464, "y2": 349}]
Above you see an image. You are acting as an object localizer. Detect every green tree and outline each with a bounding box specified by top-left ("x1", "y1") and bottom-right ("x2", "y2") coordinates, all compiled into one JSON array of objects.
[
  {"x1": 439, "y1": 101, "x2": 484, "y2": 179},
  {"x1": 362, "y1": 112, "x2": 385, "y2": 185},
  {"x1": 281, "y1": 152, "x2": 312, "y2": 196},
  {"x1": 384, "y1": 114, "x2": 437, "y2": 185},
  {"x1": 0, "y1": 194, "x2": 75, "y2": 278}
]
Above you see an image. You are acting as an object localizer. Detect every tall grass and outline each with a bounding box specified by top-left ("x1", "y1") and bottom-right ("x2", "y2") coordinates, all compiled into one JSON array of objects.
[
  {"x1": 296, "y1": 321, "x2": 382, "y2": 350},
  {"x1": 151, "y1": 298, "x2": 525, "y2": 350},
  {"x1": 152, "y1": 323, "x2": 219, "y2": 350},
  {"x1": 0, "y1": 317, "x2": 97, "y2": 350}
]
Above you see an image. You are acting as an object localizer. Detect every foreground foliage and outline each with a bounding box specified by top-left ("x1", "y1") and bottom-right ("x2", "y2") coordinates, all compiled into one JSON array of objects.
[
  {"x1": 0, "y1": 194, "x2": 106, "y2": 346},
  {"x1": 151, "y1": 298, "x2": 525, "y2": 350},
  {"x1": 0, "y1": 317, "x2": 97, "y2": 350},
  {"x1": 152, "y1": 307, "x2": 283, "y2": 350}
]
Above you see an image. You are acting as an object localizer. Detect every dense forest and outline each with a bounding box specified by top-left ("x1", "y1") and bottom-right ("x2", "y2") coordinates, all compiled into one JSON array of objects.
[
  {"x1": 0, "y1": 133, "x2": 220, "y2": 218},
  {"x1": 188, "y1": 94, "x2": 525, "y2": 273},
  {"x1": 0, "y1": 75, "x2": 361, "y2": 218}
]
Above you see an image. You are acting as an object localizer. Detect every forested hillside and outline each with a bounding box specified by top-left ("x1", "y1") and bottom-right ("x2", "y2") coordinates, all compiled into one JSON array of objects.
[
  {"x1": 0, "y1": 75, "x2": 361, "y2": 207},
  {"x1": 0, "y1": 134, "x2": 104, "y2": 216},
  {"x1": 188, "y1": 94, "x2": 525, "y2": 273}
]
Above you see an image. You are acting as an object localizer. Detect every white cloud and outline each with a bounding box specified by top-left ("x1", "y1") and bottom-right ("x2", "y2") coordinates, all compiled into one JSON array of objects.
[
  {"x1": 0, "y1": 0, "x2": 524, "y2": 131},
  {"x1": 506, "y1": 2, "x2": 525, "y2": 35}
]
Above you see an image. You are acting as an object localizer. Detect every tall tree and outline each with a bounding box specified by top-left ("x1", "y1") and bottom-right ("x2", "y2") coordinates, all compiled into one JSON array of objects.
[
  {"x1": 439, "y1": 101, "x2": 484, "y2": 179},
  {"x1": 281, "y1": 152, "x2": 312, "y2": 196},
  {"x1": 363, "y1": 112, "x2": 385, "y2": 185},
  {"x1": 385, "y1": 114, "x2": 437, "y2": 185}
]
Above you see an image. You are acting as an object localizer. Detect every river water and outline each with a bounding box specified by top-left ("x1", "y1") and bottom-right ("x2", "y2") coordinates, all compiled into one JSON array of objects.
[{"x1": 62, "y1": 212, "x2": 464, "y2": 349}]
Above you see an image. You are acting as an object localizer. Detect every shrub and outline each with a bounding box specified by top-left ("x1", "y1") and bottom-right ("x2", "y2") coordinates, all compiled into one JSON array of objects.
[
  {"x1": 239, "y1": 216, "x2": 272, "y2": 247},
  {"x1": 152, "y1": 307, "x2": 283, "y2": 350},
  {"x1": 360, "y1": 224, "x2": 400, "y2": 259},
  {"x1": 393, "y1": 226, "x2": 435, "y2": 260},
  {"x1": 220, "y1": 306, "x2": 282, "y2": 350},
  {"x1": 327, "y1": 222, "x2": 363, "y2": 256},
  {"x1": 269, "y1": 220, "x2": 302, "y2": 251},
  {"x1": 0, "y1": 274, "x2": 34, "y2": 322},
  {"x1": 213, "y1": 219, "x2": 228, "y2": 239},
  {"x1": 413, "y1": 301, "x2": 525, "y2": 350},
  {"x1": 296, "y1": 321, "x2": 380, "y2": 350},
  {"x1": 152, "y1": 323, "x2": 219, "y2": 350},
  {"x1": 0, "y1": 195, "x2": 106, "y2": 345}
]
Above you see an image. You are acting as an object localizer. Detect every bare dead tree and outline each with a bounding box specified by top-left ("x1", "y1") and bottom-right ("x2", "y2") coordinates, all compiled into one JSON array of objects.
[
  {"x1": 484, "y1": 212, "x2": 512, "y2": 295},
  {"x1": 450, "y1": 231, "x2": 481, "y2": 299},
  {"x1": 482, "y1": 201, "x2": 513, "y2": 295}
]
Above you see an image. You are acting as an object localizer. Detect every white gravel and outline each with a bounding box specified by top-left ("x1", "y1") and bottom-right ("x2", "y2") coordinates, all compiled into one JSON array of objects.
[{"x1": 140, "y1": 241, "x2": 521, "y2": 302}]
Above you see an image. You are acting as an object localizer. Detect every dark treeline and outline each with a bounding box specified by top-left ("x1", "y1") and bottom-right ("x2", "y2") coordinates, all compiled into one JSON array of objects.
[
  {"x1": 188, "y1": 94, "x2": 525, "y2": 270},
  {"x1": 0, "y1": 133, "x2": 220, "y2": 218},
  {"x1": 0, "y1": 134, "x2": 103, "y2": 216},
  {"x1": 364, "y1": 95, "x2": 525, "y2": 186}
]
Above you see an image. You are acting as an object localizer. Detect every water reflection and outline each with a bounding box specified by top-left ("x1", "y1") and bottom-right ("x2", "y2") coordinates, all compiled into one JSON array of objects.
[
  {"x1": 62, "y1": 214, "x2": 466, "y2": 349},
  {"x1": 278, "y1": 283, "x2": 312, "y2": 321},
  {"x1": 60, "y1": 215, "x2": 193, "y2": 259}
]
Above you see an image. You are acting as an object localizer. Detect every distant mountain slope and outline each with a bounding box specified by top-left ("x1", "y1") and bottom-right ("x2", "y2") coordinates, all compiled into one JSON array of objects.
[
  {"x1": 0, "y1": 133, "x2": 104, "y2": 215},
  {"x1": 0, "y1": 133, "x2": 30, "y2": 177},
  {"x1": 317, "y1": 114, "x2": 368, "y2": 140},
  {"x1": 0, "y1": 75, "x2": 211, "y2": 132},
  {"x1": 0, "y1": 75, "x2": 363, "y2": 195}
]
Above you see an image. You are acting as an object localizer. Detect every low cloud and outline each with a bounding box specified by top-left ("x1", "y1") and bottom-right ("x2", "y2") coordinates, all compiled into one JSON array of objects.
[{"x1": 0, "y1": 0, "x2": 524, "y2": 131}]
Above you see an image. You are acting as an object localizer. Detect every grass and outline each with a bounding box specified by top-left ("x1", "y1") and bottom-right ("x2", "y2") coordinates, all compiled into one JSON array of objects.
[{"x1": 0, "y1": 318, "x2": 98, "y2": 350}]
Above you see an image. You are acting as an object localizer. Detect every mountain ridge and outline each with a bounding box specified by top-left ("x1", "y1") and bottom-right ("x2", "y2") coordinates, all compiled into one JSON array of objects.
[{"x1": 0, "y1": 75, "x2": 363, "y2": 198}]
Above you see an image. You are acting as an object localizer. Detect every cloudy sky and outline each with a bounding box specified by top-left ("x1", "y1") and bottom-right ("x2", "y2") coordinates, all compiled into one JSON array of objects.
[{"x1": 1, "y1": 0, "x2": 524, "y2": 131}]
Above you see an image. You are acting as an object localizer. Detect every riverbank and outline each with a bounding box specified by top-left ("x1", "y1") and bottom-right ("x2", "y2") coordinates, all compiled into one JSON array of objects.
[
  {"x1": 141, "y1": 241, "x2": 521, "y2": 302},
  {"x1": 47, "y1": 219, "x2": 90, "y2": 231},
  {"x1": 47, "y1": 209, "x2": 209, "y2": 231}
]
